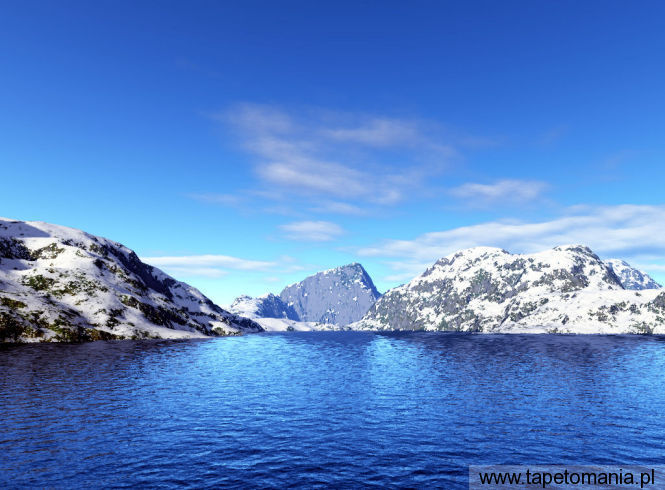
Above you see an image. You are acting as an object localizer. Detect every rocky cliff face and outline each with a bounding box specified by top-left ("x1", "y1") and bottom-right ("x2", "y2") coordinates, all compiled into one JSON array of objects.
[
  {"x1": 0, "y1": 218, "x2": 262, "y2": 342},
  {"x1": 605, "y1": 259, "x2": 662, "y2": 290},
  {"x1": 353, "y1": 245, "x2": 665, "y2": 334},
  {"x1": 229, "y1": 263, "x2": 382, "y2": 327},
  {"x1": 279, "y1": 263, "x2": 381, "y2": 325}
]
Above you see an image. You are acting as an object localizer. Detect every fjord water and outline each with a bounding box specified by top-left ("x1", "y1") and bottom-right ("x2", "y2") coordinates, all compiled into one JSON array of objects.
[{"x1": 2, "y1": 333, "x2": 665, "y2": 488}]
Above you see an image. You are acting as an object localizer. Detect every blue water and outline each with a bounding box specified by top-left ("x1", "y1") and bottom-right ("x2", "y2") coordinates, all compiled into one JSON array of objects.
[{"x1": 2, "y1": 332, "x2": 665, "y2": 488}]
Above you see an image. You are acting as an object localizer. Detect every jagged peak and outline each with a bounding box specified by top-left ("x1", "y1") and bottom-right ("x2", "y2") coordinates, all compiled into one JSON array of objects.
[
  {"x1": 320, "y1": 262, "x2": 367, "y2": 275},
  {"x1": 278, "y1": 261, "x2": 381, "y2": 324},
  {"x1": 552, "y1": 244, "x2": 597, "y2": 255},
  {"x1": 430, "y1": 244, "x2": 603, "y2": 268},
  {"x1": 415, "y1": 244, "x2": 620, "y2": 289},
  {"x1": 282, "y1": 262, "x2": 375, "y2": 289},
  {"x1": 606, "y1": 258, "x2": 631, "y2": 267},
  {"x1": 605, "y1": 258, "x2": 662, "y2": 290},
  {"x1": 429, "y1": 247, "x2": 509, "y2": 269},
  {"x1": 448, "y1": 246, "x2": 509, "y2": 259},
  {"x1": 231, "y1": 294, "x2": 254, "y2": 303}
]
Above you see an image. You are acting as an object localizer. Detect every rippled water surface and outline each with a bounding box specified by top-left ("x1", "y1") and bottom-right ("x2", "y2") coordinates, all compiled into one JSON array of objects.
[{"x1": 3, "y1": 332, "x2": 665, "y2": 488}]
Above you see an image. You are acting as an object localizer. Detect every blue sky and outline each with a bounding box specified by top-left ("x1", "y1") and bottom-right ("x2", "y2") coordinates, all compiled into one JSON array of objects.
[{"x1": 2, "y1": 0, "x2": 665, "y2": 305}]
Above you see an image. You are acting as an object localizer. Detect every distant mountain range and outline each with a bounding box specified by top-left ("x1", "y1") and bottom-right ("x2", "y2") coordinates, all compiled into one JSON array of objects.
[
  {"x1": 232, "y1": 248, "x2": 663, "y2": 334},
  {"x1": 2, "y1": 217, "x2": 663, "y2": 341},
  {"x1": 0, "y1": 218, "x2": 262, "y2": 342},
  {"x1": 228, "y1": 263, "x2": 381, "y2": 331}
]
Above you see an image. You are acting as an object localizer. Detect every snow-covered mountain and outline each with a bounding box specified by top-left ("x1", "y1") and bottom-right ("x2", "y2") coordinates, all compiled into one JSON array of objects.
[
  {"x1": 0, "y1": 218, "x2": 262, "y2": 342},
  {"x1": 229, "y1": 293, "x2": 299, "y2": 320},
  {"x1": 605, "y1": 259, "x2": 661, "y2": 290},
  {"x1": 228, "y1": 294, "x2": 341, "y2": 331},
  {"x1": 352, "y1": 245, "x2": 665, "y2": 334}
]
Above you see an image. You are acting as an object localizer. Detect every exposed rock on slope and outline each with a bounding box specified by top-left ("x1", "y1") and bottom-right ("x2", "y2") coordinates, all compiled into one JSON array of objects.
[
  {"x1": 353, "y1": 245, "x2": 665, "y2": 334},
  {"x1": 227, "y1": 263, "x2": 381, "y2": 329},
  {"x1": 229, "y1": 293, "x2": 299, "y2": 320},
  {"x1": 279, "y1": 263, "x2": 381, "y2": 325},
  {"x1": 605, "y1": 259, "x2": 662, "y2": 290},
  {"x1": 227, "y1": 293, "x2": 341, "y2": 332},
  {"x1": 0, "y1": 218, "x2": 262, "y2": 342}
]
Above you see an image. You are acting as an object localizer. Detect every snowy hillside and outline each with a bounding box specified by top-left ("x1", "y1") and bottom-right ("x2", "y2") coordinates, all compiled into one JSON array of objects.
[
  {"x1": 353, "y1": 245, "x2": 665, "y2": 334},
  {"x1": 234, "y1": 316, "x2": 341, "y2": 332},
  {"x1": 0, "y1": 218, "x2": 262, "y2": 342},
  {"x1": 605, "y1": 259, "x2": 662, "y2": 290},
  {"x1": 229, "y1": 293, "x2": 299, "y2": 320},
  {"x1": 279, "y1": 263, "x2": 381, "y2": 324},
  {"x1": 227, "y1": 293, "x2": 340, "y2": 331}
]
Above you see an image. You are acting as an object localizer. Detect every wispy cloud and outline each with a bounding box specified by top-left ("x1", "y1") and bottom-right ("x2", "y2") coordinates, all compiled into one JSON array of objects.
[
  {"x1": 279, "y1": 220, "x2": 345, "y2": 242},
  {"x1": 323, "y1": 118, "x2": 421, "y2": 147},
  {"x1": 142, "y1": 254, "x2": 276, "y2": 278},
  {"x1": 187, "y1": 193, "x2": 244, "y2": 206},
  {"x1": 322, "y1": 117, "x2": 454, "y2": 154},
  {"x1": 144, "y1": 255, "x2": 275, "y2": 270},
  {"x1": 157, "y1": 267, "x2": 230, "y2": 278},
  {"x1": 310, "y1": 201, "x2": 369, "y2": 216},
  {"x1": 450, "y1": 179, "x2": 548, "y2": 205},
  {"x1": 212, "y1": 104, "x2": 463, "y2": 208},
  {"x1": 357, "y1": 204, "x2": 665, "y2": 282}
]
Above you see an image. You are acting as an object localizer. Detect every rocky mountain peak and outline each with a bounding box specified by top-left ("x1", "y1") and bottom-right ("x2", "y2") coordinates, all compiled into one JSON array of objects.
[
  {"x1": 227, "y1": 262, "x2": 382, "y2": 328},
  {"x1": 278, "y1": 262, "x2": 381, "y2": 325},
  {"x1": 605, "y1": 259, "x2": 662, "y2": 290}
]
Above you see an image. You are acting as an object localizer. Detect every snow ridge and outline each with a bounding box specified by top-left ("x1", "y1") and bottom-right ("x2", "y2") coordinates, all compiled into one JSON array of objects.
[
  {"x1": 605, "y1": 259, "x2": 662, "y2": 290},
  {"x1": 0, "y1": 218, "x2": 262, "y2": 342},
  {"x1": 352, "y1": 245, "x2": 665, "y2": 334}
]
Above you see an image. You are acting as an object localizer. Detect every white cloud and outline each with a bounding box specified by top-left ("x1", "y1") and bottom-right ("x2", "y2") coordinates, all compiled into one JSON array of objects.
[
  {"x1": 143, "y1": 254, "x2": 275, "y2": 270},
  {"x1": 450, "y1": 179, "x2": 548, "y2": 204},
  {"x1": 142, "y1": 254, "x2": 276, "y2": 278},
  {"x1": 358, "y1": 204, "x2": 665, "y2": 281},
  {"x1": 214, "y1": 104, "x2": 459, "y2": 208},
  {"x1": 310, "y1": 201, "x2": 369, "y2": 216},
  {"x1": 257, "y1": 158, "x2": 369, "y2": 199},
  {"x1": 157, "y1": 267, "x2": 229, "y2": 278},
  {"x1": 224, "y1": 103, "x2": 295, "y2": 135},
  {"x1": 324, "y1": 118, "x2": 419, "y2": 147},
  {"x1": 279, "y1": 220, "x2": 345, "y2": 242},
  {"x1": 322, "y1": 117, "x2": 454, "y2": 152},
  {"x1": 636, "y1": 264, "x2": 665, "y2": 272},
  {"x1": 141, "y1": 253, "x2": 312, "y2": 280}
]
